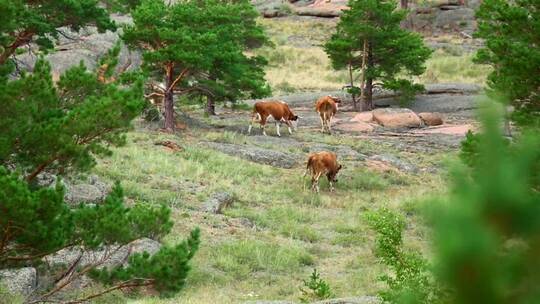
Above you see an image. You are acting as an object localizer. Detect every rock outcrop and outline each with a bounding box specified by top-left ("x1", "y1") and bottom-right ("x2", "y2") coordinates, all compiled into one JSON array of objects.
[
  {"x1": 372, "y1": 108, "x2": 422, "y2": 129},
  {"x1": 200, "y1": 142, "x2": 300, "y2": 168},
  {"x1": 203, "y1": 192, "x2": 235, "y2": 214},
  {"x1": 0, "y1": 267, "x2": 37, "y2": 297}
]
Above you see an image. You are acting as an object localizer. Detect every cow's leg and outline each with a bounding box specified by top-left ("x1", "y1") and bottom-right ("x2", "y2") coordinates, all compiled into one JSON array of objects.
[
  {"x1": 259, "y1": 115, "x2": 268, "y2": 136},
  {"x1": 248, "y1": 113, "x2": 258, "y2": 135},
  {"x1": 328, "y1": 116, "x2": 333, "y2": 134},
  {"x1": 275, "y1": 122, "x2": 281, "y2": 137},
  {"x1": 311, "y1": 172, "x2": 322, "y2": 193},
  {"x1": 319, "y1": 114, "x2": 325, "y2": 133},
  {"x1": 286, "y1": 121, "x2": 293, "y2": 135},
  {"x1": 329, "y1": 180, "x2": 335, "y2": 192}
]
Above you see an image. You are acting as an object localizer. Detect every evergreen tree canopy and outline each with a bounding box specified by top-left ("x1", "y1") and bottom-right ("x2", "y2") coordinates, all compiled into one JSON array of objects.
[
  {"x1": 123, "y1": 0, "x2": 270, "y2": 129},
  {"x1": 0, "y1": 45, "x2": 144, "y2": 182},
  {"x1": 475, "y1": 0, "x2": 540, "y2": 127},
  {"x1": 324, "y1": 0, "x2": 431, "y2": 110},
  {"x1": 429, "y1": 105, "x2": 540, "y2": 303},
  {"x1": 0, "y1": 0, "x2": 118, "y2": 69}
]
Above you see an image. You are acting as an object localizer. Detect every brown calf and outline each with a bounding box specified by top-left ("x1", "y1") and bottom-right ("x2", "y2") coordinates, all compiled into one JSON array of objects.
[
  {"x1": 305, "y1": 151, "x2": 342, "y2": 193},
  {"x1": 315, "y1": 96, "x2": 341, "y2": 133},
  {"x1": 248, "y1": 101, "x2": 299, "y2": 137}
]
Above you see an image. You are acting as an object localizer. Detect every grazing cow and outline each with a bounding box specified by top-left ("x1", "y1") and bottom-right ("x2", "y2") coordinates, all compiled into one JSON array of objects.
[
  {"x1": 248, "y1": 101, "x2": 299, "y2": 137},
  {"x1": 315, "y1": 95, "x2": 341, "y2": 133},
  {"x1": 305, "y1": 151, "x2": 342, "y2": 193}
]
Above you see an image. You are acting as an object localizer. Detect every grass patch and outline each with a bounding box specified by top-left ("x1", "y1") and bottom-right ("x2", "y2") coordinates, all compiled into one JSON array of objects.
[
  {"x1": 418, "y1": 50, "x2": 491, "y2": 85},
  {"x1": 212, "y1": 240, "x2": 314, "y2": 279}
]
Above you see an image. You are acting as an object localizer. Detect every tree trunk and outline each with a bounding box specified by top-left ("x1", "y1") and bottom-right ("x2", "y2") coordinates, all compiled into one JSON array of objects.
[
  {"x1": 400, "y1": 0, "x2": 408, "y2": 9},
  {"x1": 206, "y1": 96, "x2": 216, "y2": 116},
  {"x1": 363, "y1": 42, "x2": 374, "y2": 111},
  {"x1": 359, "y1": 39, "x2": 371, "y2": 111},
  {"x1": 348, "y1": 62, "x2": 357, "y2": 111},
  {"x1": 163, "y1": 71, "x2": 175, "y2": 132}
]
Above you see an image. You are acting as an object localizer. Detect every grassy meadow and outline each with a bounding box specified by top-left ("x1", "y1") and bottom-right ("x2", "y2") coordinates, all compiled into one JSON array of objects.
[
  {"x1": 255, "y1": 18, "x2": 490, "y2": 95},
  {"x1": 85, "y1": 16, "x2": 486, "y2": 304},
  {"x1": 88, "y1": 124, "x2": 450, "y2": 304}
]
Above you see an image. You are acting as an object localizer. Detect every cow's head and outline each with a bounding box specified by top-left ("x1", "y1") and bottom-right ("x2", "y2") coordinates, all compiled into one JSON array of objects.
[
  {"x1": 329, "y1": 95, "x2": 342, "y2": 104},
  {"x1": 327, "y1": 164, "x2": 343, "y2": 183},
  {"x1": 289, "y1": 113, "x2": 299, "y2": 130},
  {"x1": 329, "y1": 95, "x2": 342, "y2": 111}
]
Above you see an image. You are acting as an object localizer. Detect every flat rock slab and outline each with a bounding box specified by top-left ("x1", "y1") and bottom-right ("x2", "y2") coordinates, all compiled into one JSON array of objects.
[
  {"x1": 368, "y1": 154, "x2": 418, "y2": 173},
  {"x1": 249, "y1": 135, "x2": 305, "y2": 149},
  {"x1": 373, "y1": 108, "x2": 422, "y2": 129},
  {"x1": 412, "y1": 124, "x2": 474, "y2": 135},
  {"x1": 312, "y1": 297, "x2": 380, "y2": 304},
  {"x1": 201, "y1": 142, "x2": 299, "y2": 168},
  {"x1": 308, "y1": 143, "x2": 366, "y2": 161}
]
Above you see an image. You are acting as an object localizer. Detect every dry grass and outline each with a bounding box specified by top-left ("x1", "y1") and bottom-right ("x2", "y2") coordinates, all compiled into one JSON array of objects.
[
  {"x1": 88, "y1": 124, "x2": 450, "y2": 304},
  {"x1": 255, "y1": 17, "x2": 491, "y2": 95}
]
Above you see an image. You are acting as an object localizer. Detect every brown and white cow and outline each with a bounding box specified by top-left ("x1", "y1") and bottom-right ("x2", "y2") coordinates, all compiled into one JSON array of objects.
[
  {"x1": 315, "y1": 95, "x2": 341, "y2": 133},
  {"x1": 305, "y1": 151, "x2": 342, "y2": 193},
  {"x1": 248, "y1": 100, "x2": 299, "y2": 137}
]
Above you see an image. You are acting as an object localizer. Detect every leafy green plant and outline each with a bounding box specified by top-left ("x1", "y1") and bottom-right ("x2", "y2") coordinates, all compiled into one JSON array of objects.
[
  {"x1": 123, "y1": 0, "x2": 270, "y2": 127},
  {"x1": 366, "y1": 208, "x2": 442, "y2": 304},
  {"x1": 428, "y1": 105, "x2": 540, "y2": 303},
  {"x1": 474, "y1": 0, "x2": 540, "y2": 127},
  {"x1": 299, "y1": 269, "x2": 334, "y2": 303},
  {"x1": 324, "y1": 0, "x2": 431, "y2": 110}
]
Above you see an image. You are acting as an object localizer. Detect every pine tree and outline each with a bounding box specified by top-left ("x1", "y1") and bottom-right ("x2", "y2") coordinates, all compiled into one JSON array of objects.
[
  {"x1": 324, "y1": 0, "x2": 431, "y2": 110},
  {"x1": 0, "y1": 0, "x2": 117, "y2": 67},
  {"x1": 474, "y1": 0, "x2": 540, "y2": 127},
  {"x1": 122, "y1": 0, "x2": 270, "y2": 129},
  {"x1": 428, "y1": 105, "x2": 540, "y2": 304},
  {"x1": 0, "y1": 3, "x2": 200, "y2": 300},
  {"x1": 0, "y1": 45, "x2": 144, "y2": 182}
]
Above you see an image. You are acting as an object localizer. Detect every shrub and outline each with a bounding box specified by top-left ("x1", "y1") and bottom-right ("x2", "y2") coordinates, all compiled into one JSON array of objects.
[{"x1": 299, "y1": 269, "x2": 334, "y2": 303}]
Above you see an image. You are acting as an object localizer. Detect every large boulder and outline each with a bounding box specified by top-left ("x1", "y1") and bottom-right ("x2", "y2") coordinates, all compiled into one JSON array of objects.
[
  {"x1": 418, "y1": 112, "x2": 444, "y2": 126},
  {"x1": 43, "y1": 238, "x2": 161, "y2": 270},
  {"x1": 203, "y1": 192, "x2": 235, "y2": 214},
  {"x1": 372, "y1": 108, "x2": 422, "y2": 129},
  {"x1": 0, "y1": 267, "x2": 37, "y2": 296},
  {"x1": 368, "y1": 154, "x2": 418, "y2": 173},
  {"x1": 64, "y1": 175, "x2": 111, "y2": 206},
  {"x1": 16, "y1": 14, "x2": 141, "y2": 79},
  {"x1": 200, "y1": 142, "x2": 299, "y2": 169},
  {"x1": 434, "y1": 8, "x2": 476, "y2": 34}
]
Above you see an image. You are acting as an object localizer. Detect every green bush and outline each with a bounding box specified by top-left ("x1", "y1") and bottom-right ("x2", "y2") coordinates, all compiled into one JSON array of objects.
[
  {"x1": 366, "y1": 208, "x2": 442, "y2": 304},
  {"x1": 299, "y1": 269, "x2": 334, "y2": 303}
]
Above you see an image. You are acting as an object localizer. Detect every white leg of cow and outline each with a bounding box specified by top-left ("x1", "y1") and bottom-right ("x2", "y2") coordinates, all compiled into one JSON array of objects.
[
  {"x1": 262, "y1": 124, "x2": 267, "y2": 136},
  {"x1": 248, "y1": 124, "x2": 252, "y2": 135},
  {"x1": 328, "y1": 116, "x2": 333, "y2": 133},
  {"x1": 329, "y1": 181, "x2": 335, "y2": 192},
  {"x1": 312, "y1": 172, "x2": 322, "y2": 193},
  {"x1": 288, "y1": 126, "x2": 293, "y2": 135},
  {"x1": 319, "y1": 116, "x2": 325, "y2": 133},
  {"x1": 276, "y1": 122, "x2": 281, "y2": 137}
]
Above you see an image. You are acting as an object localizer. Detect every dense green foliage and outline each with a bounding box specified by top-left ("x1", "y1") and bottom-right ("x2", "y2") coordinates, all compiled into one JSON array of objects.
[
  {"x1": 0, "y1": 46, "x2": 144, "y2": 181},
  {"x1": 0, "y1": 2, "x2": 200, "y2": 301},
  {"x1": 366, "y1": 208, "x2": 441, "y2": 304},
  {"x1": 429, "y1": 107, "x2": 540, "y2": 303},
  {"x1": 475, "y1": 0, "x2": 540, "y2": 127},
  {"x1": 0, "y1": 0, "x2": 116, "y2": 68},
  {"x1": 123, "y1": 0, "x2": 270, "y2": 127},
  {"x1": 324, "y1": 0, "x2": 431, "y2": 110}
]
